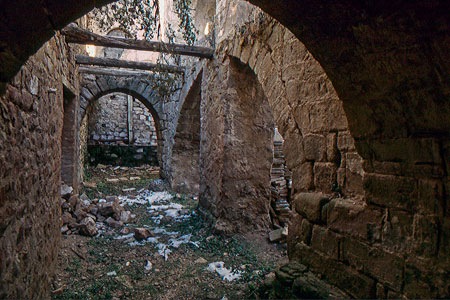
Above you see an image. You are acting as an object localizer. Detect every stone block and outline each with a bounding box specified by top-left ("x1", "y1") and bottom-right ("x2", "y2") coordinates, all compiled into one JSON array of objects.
[
  {"x1": 288, "y1": 213, "x2": 304, "y2": 253},
  {"x1": 303, "y1": 134, "x2": 326, "y2": 162},
  {"x1": 417, "y1": 179, "x2": 444, "y2": 215},
  {"x1": 326, "y1": 132, "x2": 338, "y2": 163},
  {"x1": 363, "y1": 160, "x2": 402, "y2": 175},
  {"x1": 381, "y1": 209, "x2": 413, "y2": 252},
  {"x1": 438, "y1": 217, "x2": 450, "y2": 265},
  {"x1": 342, "y1": 238, "x2": 404, "y2": 292},
  {"x1": 313, "y1": 162, "x2": 337, "y2": 193},
  {"x1": 404, "y1": 259, "x2": 450, "y2": 299},
  {"x1": 282, "y1": 126, "x2": 304, "y2": 169},
  {"x1": 80, "y1": 87, "x2": 93, "y2": 100},
  {"x1": 369, "y1": 137, "x2": 442, "y2": 167},
  {"x1": 336, "y1": 168, "x2": 346, "y2": 188},
  {"x1": 310, "y1": 225, "x2": 341, "y2": 260},
  {"x1": 364, "y1": 173, "x2": 417, "y2": 210},
  {"x1": 412, "y1": 214, "x2": 439, "y2": 257},
  {"x1": 293, "y1": 192, "x2": 329, "y2": 223},
  {"x1": 290, "y1": 243, "x2": 376, "y2": 298},
  {"x1": 337, "y1": 131, "x2": 356, "y2": 152},
  {"x1": 292, "y1": 162, "x2": 314, "y2": 192},
  {"x1": 344, "y1": 152, "x2": 364, "y2": 195},
  {"x1": 326, "y1": 199, "x2": 382, "y2": 241}
]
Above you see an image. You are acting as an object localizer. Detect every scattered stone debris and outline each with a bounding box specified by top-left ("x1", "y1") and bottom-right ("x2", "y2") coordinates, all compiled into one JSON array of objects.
[
  {"x1": 269, "y1": 227, "x2": 288, "y2": 243},
  {"x1": 59, "y1": 185, "x2": 132, "y2": 237},
  {"x1": 144, "y1": 260, "x2": 153, "y2": 271},
  {"x1": 206, "y1": 262, "x2": 243, "y2": 282},
  {"x1": 195, "y1": 257, "x2": 208, "y2": 264},
  {"x1": 61, "y1": 184, "x2": 73, "y2": 199},
  {"x1": 134, "y1": 228, "x2": 154, "y2": 241}
]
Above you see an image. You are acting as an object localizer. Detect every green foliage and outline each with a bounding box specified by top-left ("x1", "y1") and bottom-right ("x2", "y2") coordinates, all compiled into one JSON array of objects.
[
  {"x1": 173, "y1": 0, "x2": 198, "y2": 46},
  {"x1": 90, "y1": 0, "x2": 198, "y2": 99},
  {"x1": 91, "y1": 0, "x2": 197, "y2": 46}
]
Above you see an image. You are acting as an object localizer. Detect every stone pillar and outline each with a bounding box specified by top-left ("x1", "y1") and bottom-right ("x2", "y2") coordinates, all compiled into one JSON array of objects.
[
  {"x1": 200, "y1": 56, "x2": 274, "y2": 232},
  {"x1": 127, "y1": 95, "x2": 134, "y2": 143},
  {"x1": 61, "y1": 83, "x2": 80, "y2": 191}
]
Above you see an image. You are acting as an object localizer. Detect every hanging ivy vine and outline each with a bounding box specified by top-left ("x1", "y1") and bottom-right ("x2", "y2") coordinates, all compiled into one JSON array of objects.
[{"x1": 89, "y1": 0, "x2": 198, "y2": 99}]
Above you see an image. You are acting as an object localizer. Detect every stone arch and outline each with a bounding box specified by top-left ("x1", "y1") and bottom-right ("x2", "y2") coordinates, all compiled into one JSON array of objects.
[
  {"x1": 0, "y1": 0, "x2": 449, "y2": 298},
  {"x1": 171, "y1": 71, "x2": 202, "y2": 194},
  {"x1": 79, "y1": 74, "x2": 165, "y2": 171},
  {"x1": 219, "y1": 16, "x2": 364, "y2": 198}
]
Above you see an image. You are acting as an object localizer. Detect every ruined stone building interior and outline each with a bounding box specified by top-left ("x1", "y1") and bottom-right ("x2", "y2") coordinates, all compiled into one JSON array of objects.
[{"x1": 0, "y1": 0, "x2": 449, "y2": 299}]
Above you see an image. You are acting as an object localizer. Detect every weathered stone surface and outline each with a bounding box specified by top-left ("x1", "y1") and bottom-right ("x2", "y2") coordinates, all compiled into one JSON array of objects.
[
  {"x1": 404, "y1": 258, "x2": 450, "y2": 299},
  {"x1": 0, "y1": 31, "x2": 79, "y2": 299},
  {"x1": 342, "y1": 238, "x2": 404, "y2": 291},
  {"x1": 293, "y1": 193, "x2": 329, "y2": 223},
  {"x1": 69, "y1": 194, "x2": 79, "y2": 210},
  {"x1": 120, "y1": 211, "x2": 132, "y2": 224},
  {"x1": 61, "y1": 185, "x2": 73, "y2": 199},
  {"x1": 313, "y1": 162, "x2": 337, "y2": 193},
  {"x1": 106, "y1": 217, "x2": 123, "y2": 228},
  {"x1": 269, "y1": 227, "x2": 288, "y2": 243},
  {"x1": 380, "y1": 209, "x2": 413, "y2": 252},
  {"x1": 199, "y1": 56, "x2": 274, "y2": 232},
  {"x1": 171, "y1": 73, "x2": 201, "y2": 195},
  {"x1": 292, "y1": 162, "x2": 314, "y2": 192},
  {"x1": 303, "y1": 134, "x2": 326, "y2": 162},
  {"x1": 98, "y1": 199, "x2": 123, "y2": 218},
  {"x1": 290, "y1": 243, "x2": 376, "y2": 298},
  {"x1": 79, "y1": 217, "x2": 98, "y2": 237},
  {"x1": 134, "y1": 228, "x2": 154, "y2": 241},
  {"x1": 310, "y1": 225, "x2": 341, "y2": 260},
  {"x1": 326, "y1": 198, "x2": 382, "y2": 241},
  {"x1": 62, "y1": 212, "x2": 75, "y2": 225},
  {"x1": 364, "y1": 173, "x2": 417, "y2": 210}
]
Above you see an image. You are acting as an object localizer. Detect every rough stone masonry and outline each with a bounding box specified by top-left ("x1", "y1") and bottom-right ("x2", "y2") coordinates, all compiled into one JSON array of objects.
[{"x1": 0, "y1": 0, "x2": 449, "y2": 299}]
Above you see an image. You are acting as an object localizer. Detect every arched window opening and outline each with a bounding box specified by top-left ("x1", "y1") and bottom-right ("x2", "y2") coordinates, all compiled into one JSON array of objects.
[{"x1": 84, "y1": 91, "x2": 159, "y2": 167}]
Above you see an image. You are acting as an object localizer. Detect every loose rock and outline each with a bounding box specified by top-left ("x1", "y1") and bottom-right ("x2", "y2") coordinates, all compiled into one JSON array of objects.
[
  {"x1": 106, "y1": 217, "x2": 123, "y2": 228},
  {"x1": 79, "y1": 217, "x2": 98, "y2": 237},
  {"x1": 134, "y1": 228, "x2": 154, "y2": 241},
  {"x1": 120, "y1": 211, "x2": 132, "y2": 223},
  {"x1": 61, "y1": 185, "x2": 73, "y2": 199}
]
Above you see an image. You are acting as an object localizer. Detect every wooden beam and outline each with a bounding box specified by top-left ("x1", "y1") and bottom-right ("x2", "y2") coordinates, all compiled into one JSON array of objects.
[
  {"x1": 79, "y1": 66, "x2": 157, "y2": 77},
  {"x1": 76, "y1": 55, "x2": 185, "y2": 74},
  {"x1": 62, "y1": 23, "x2": 214, "y2": 59}
]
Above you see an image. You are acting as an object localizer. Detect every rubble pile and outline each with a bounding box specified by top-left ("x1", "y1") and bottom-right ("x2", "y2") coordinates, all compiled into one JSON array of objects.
[{"x1": 60, "y1": 184, "x2": 133, "y2": 237}]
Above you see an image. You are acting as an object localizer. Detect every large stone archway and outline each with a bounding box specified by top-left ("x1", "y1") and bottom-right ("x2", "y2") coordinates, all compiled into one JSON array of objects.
[
  {"x1": 79, "y1": 73, "x2": 167, "y2": 174},
  {"x1": 0, "y1": 0, "x2": 449, "y2": 298}
]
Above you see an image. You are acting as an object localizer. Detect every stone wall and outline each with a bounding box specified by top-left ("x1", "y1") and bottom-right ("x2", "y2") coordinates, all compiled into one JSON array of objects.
[
  {"x1": 199, "y1": 0, "x2": 364, "y2": 235},
  {"x1": 216, "y1": 0, "x2": 364, "y2": 198},
  {"x1": 132, "y1": 99, "x2": 158, "y2": 146},
  {"x1": 200, "y1": 56, "x2": 275, "y2": 232},
  {"x1": 88, "y1": 93, "x2": 128, "y2": 143},
  {"x1": 207, "y1": 1, "x2": 450, "y2": 298},
  {"x1": 88, "y1": 93, "x2": 158, "y2": 146},
  {"x1": 0, "y1": 33, "x2": 79, "y2": 299}
]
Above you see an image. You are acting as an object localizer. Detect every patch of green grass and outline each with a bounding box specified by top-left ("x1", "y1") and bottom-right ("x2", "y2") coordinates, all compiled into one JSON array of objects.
[{"x1": 64, "y1": 257, "x2": 82, "y2": 273}]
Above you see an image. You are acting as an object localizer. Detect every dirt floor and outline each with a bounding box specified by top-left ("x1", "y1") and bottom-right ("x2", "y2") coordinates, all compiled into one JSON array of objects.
[{"x1": 52, "y1": 165, "x2": 288, "y2": 300}]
